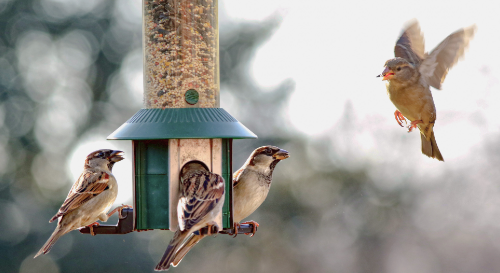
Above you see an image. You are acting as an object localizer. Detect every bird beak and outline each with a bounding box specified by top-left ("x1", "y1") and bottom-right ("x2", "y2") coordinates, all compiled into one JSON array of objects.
[
  {"x1": 109, "y1": 150, "x2": 124, "y2": 162},
  {"x1": 273, "y1": 149, "x2": 290, "y2": 160},
  {"x1": 378, "y1": 67, "x2": 394, "y2": 81}
]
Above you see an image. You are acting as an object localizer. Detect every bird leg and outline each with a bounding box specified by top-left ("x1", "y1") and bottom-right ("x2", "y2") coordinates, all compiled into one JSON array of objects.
[
  {"x1": 241, "y1": 220, "x2": 259, "y2": 237},
  {"x1": 231, "y1": 222, "x2": 241, "y2": 238},
  {"x1": 107, "y1": 204, "x2": 133, "y2": 219},
  {"x1": 205, "y1": 222, "x2": 219, "y2": 236},
  {"x1": 407, "y1": 120, "x2": 422, "y2": 133},
  {"x1": 394, "y1": 110, "x2": 407, "y2": 127},
  {"x1": 206, "y1": 224, "x2": 213, "y2": 236},
  {"x1": 86, "y1": 222, "x2": 100, "y2": 236}
]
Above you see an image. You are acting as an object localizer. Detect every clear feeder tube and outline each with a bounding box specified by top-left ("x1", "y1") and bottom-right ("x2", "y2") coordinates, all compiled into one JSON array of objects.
[{"x1": 143, "y1": 0, "x2": 219, "y2": 108}]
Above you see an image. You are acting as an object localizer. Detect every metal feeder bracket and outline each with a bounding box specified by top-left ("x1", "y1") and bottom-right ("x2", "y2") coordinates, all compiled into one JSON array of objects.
[
  {"x1": 79, "y1": 208, "x2": 256, "y2": 235},
  {"x1": 79, "y1": 208, "x2": 134, "y2": 235}
]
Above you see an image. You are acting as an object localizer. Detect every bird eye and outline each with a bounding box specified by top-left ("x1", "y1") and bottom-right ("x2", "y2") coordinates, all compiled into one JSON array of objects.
[
  {"x1": 397, "y1": 67, "x2": 401, "y2": 71},
  {"x1": 97, "y1": 152, "x2": 104, "y2": 157},
  {"x1": 265, "y1": 148, "x2": 272, "y2": 154}
]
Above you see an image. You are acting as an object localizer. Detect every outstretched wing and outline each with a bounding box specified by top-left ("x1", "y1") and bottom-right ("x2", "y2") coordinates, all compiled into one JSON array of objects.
[
  {"x1": 178, "y1": 169, "x2": 225, "y2": 231},
  {"x1": 419, "y1": 25, "x2": 476, "y2": 89},
  {"x1": 49, "y1": 171, "x2": 110, "y2": 222},
  {"x1": 395, "y1": 20, "x2": 425, "y2": 66}
]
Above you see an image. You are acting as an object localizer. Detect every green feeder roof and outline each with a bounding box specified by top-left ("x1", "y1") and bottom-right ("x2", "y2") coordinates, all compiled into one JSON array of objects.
[{"x1": 107, "y1": 108, "x2": 257, "y2": 140}]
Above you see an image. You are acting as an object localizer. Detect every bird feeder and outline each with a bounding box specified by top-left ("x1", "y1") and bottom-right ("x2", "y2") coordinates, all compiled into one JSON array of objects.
[{"x1": 81, "y1": 0, "x2": 256, "y2": 235}]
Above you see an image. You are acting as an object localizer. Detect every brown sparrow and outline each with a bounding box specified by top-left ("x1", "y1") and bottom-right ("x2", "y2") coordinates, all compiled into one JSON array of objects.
[
  {"x1": 169, "y1": 146, "x2": 289, "y2": 268},
  {"x1": 378, "y1": 21, "x2": 476, "y2": 161},
  {"x1": 155, "y1": 161, "x2": 225, "y2": 271},
  {"x1": 34, "y1": 149, "x2": 125, "y2": 258}
]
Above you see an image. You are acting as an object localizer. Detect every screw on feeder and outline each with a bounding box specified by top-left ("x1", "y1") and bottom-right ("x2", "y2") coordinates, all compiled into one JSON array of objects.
[{"x1": 184, "y1": 89, "x2": 199, "y2": 105}]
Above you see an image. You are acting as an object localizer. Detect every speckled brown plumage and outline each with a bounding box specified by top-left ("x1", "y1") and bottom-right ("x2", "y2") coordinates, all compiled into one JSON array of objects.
[
  {"x1": 155, "y1": 161, "x2": 225, "y2": 271},
  {"x1": 35, "y1": 149, "x2": 124, "y2": 258},
  {"x1": 167, "y1": 146, "x2": 289, "y2": 268}
]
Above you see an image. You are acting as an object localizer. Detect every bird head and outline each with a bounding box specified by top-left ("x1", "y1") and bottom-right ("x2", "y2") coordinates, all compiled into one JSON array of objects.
[
  {"x1": 84, "y1": 149, "x2": 124, "y2": 171},
  {"x1": 180, "y1": 160, "x2": 210, "y2": 178},
  {"x1": 246, "y1": 146, "x2": 289, "y2": 174},
  {"x1": 378, "y1": 57, "x2": 416, "y2": 82}
]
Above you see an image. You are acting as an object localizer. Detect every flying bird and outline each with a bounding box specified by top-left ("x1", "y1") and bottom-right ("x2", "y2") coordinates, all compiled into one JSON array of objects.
[
  {"x1": 35, "y1": 149, "x2": 125, "y2": 258},
  {"x1": 378, "y1": 20, "x2": 476, "y2": 161},
  {"x1": 155, "y1": 161, "x2": 225, "y2": 271},
  {"x1": 169, "y1": 146, "x2": 290, "y2": 268}
]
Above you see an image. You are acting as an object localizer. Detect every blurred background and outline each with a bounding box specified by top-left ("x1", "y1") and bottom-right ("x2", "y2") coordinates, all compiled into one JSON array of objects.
[{"x1": 1, "y1": 0, "x2": 500, "y2": 272}]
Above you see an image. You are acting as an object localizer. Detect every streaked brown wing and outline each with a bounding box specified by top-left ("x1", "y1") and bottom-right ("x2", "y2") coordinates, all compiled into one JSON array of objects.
[
  {"x1": 49, "y1": 171, "x2": 110, "y2": 222},
  {"x1": 419, "y1": 25, "x2": 476, "y2": 89},
  {"x1": 178, "y1": 170, "x2": 224, "y2": 231},
  {"x1": 395, "y1": 21, "x2": 425, "y2": 66}
]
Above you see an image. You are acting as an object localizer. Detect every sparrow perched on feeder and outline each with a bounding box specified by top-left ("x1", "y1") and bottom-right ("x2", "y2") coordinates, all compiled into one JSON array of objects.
[
  {"x1": 168, "y1": 146, "x2": 290, "y2": 268},
  {"x1": 34, "y1": 149, "x2": 125, "y2": 258},
  {"x1": 155, "y1": 161, "x2": 225, "y2": 271},
  {"x1": 378, "y1": 21, "x2": 476, "y2": 161}
]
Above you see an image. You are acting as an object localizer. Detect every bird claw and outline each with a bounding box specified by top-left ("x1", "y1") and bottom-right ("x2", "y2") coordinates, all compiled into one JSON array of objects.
[
  {"x1": 230, "y1": 221, "x2": 259, "y2": 237},
  {"x1": 394, "y1": 110, "x2": 407, "y2": 127},
  {"x1": 241, "y1": 221, "x2": 259, "y2": 237},
  {"x1": 407, "y1": 120, "x2": 422, "y2": 133},
  {"x1": 205, "y1": 223, "x2": 219, "y2": 236},
  {"x1": 107, "y1": 204, "x2": 133, "y2": 219},
  {"x1": 87, "y1": 222, "x2": 100, "y2": 236},
  {"x1": 231, "y1": 222, "x2": 240, "y2": 238}
]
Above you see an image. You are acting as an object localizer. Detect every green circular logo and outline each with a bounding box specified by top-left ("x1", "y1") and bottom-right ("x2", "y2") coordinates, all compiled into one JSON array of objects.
[{"x1": 185, "y1": 89, "x2": 199, "y2": 105}]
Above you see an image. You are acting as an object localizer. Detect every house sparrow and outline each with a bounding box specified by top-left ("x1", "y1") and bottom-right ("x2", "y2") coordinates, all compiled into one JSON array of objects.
[
  {"x1": 378, "y1": 21, "x2": 476, "y2": 161},
  {"x1": 34, "y1": 149, "x2": 125, "y2": 258},
  {"x1": 155, "y1": 161, "x2": 225, "y2": 271},
  {"x1": 169, "y1": 146, "x2": 290, "y2": 267}
]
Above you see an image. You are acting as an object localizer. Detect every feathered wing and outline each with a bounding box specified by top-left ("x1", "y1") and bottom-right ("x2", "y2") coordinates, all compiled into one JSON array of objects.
[
  {"x1": 167, "y1": 169, "x2": 242, "y2": 268},
  {"x1": 155, "y1": 169, "x2": 225, "y2": 271},
  {"x1": 419, "y1": 25, "x2": 476, "y2": 89},
  {"x1": 170, "y1": 169, "x2": 244, "y2": 267},
  {"x1": 178, "y1": 171, "x2": 225, "y2": 231},
  {"x1": 50, "y1": 171, "x2": 110, "y2": 222},
  {"x1": 395, "y1": 20, "x2": 425, "y2": 65}
]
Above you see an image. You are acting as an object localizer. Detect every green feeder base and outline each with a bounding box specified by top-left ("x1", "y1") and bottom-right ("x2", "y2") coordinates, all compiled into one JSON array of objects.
[{"x1": 106, "y1": 108, "x2": 257, "y2": 231}]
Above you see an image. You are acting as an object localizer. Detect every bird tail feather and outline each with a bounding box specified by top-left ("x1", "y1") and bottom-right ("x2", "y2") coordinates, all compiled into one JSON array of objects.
[
  {"x1": 172, "y1": 234, "x2": 204, "y2": 267},
  {"x1": 155, "y1": 229, "x2": 186, "y2": 271},
  {"x1": 34, "y1": 226, "x2": 66, "y2": 258},
  {"x1": 421, "y1": 132, "x2": 444, "y2": 161}
]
